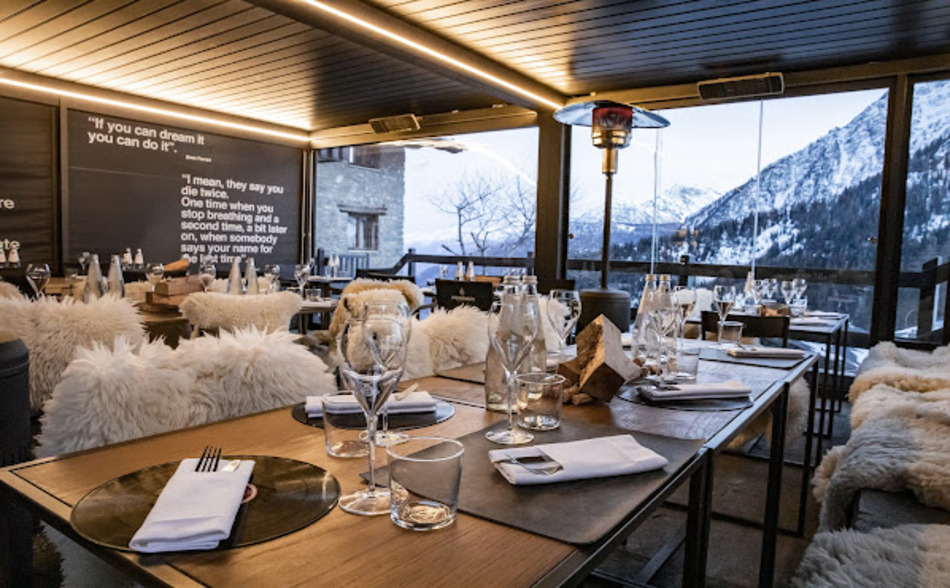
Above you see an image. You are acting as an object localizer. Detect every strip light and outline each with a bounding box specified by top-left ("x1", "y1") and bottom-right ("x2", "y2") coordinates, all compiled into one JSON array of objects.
[
  {"x1": 300, "y1": 0, "x2": 563, "y2": 111},
  {"x1": 0, "y1": 76, "x2": 311, "y2": 143}
]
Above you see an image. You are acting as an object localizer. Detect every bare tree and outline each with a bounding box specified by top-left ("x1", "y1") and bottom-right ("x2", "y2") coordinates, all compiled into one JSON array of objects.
[{"x1": 430, "y1": 173, "x2": 505, "y2": 257}]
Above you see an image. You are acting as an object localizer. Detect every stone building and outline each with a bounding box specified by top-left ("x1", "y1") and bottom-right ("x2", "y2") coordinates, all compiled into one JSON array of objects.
[{"x1": 314, "y1": 145, "x2": 405, "y2": 270}]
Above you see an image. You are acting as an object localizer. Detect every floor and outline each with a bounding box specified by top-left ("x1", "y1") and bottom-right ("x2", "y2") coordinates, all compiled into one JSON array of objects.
[{"x1": 584, "y1": 401, "x2": 853, "y2": 588}]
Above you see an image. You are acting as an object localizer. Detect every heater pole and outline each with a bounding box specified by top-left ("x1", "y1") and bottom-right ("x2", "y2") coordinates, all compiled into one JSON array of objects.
[{"x1": 601, "y1": 170, "x2": 614, "y2": 290}]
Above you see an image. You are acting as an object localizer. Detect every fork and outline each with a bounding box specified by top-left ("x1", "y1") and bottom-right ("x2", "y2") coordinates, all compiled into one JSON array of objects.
[
  {"x1": 502, "y1": 452, "x2": 563, "y2": 475},
  {"x1": 194, "y1": 446, "x2": 222, "y2": 472}
]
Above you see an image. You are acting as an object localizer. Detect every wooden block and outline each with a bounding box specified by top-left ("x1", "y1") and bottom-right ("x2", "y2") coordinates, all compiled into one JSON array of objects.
[
  {"x1": 557, "y1": 358, "x2": 583, "y2": 386},
  {"x1": 146, "y1": 291, "x2": 192, "y2": 307},
  {"x1": 155, "y1": 275, "x2": 202, "y2": 296},
  {"x1": 575, "y1": 315, "x2": 640, "y2": 402}
]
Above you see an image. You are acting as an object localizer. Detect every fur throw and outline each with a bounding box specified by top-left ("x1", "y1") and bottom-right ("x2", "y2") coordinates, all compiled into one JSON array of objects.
[
  {"x1": 180, "y1": 291, "x2": 301, "y2": 333},
  {"x1": 850, "y1": 342, "x2": 950, "y2": 402},
  {"x1": 328, "y1": 279, "x2": 425, "y2": 339},
  {"x1": 38, "y1": 328, "x2": 335, "y2": 457},
  {"x1": 418, "y1": 306, "x2": 489, "y2": 375},
  {"x1": 813, "y1": 392, "x2": 950, "y2": 530},
  {"x1": 0, "y1": 280, "x2": 21, "y2": 299},
  {"x1": 0, "y1": 294, "x2": 144, "y2": 411},
  {"x1": 790, "y1": 524, "x2": 950, "y2": 588}
]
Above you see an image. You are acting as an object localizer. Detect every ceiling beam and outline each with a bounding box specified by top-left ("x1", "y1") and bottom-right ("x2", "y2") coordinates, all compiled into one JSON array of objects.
[{"x1": 245, "y1": 0, "x2": 565, "y2": 112}]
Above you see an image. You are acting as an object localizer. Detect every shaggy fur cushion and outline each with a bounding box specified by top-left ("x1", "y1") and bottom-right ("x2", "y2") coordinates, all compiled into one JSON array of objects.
[
  {"x1": 0, "y1": 279, "x2": 21, "y2": 299},
  {"x1": 849, "y1": 342, "x2": 950, "y2": 402},
  {"x1": 0, "y1": 294, "x2": 144, "y2": 411},
  {"x1": 180, "y1": 291, "x2": 302, "y2": 333},
  {"x1": 418, "y1": 306, "x2": 489, "y2": 375},
  {"x1": 790, "y1": 524, "x2": 950, "y2": 587},
  {"x1": 328, "y1": 279, "x2": 425, "y2": 339},
  {"x1": 813, "y1": 397, "x2": 950, "y2": 530},
  {"x1": 38, "y1": 328, "x2": 335, "y2": 457}
]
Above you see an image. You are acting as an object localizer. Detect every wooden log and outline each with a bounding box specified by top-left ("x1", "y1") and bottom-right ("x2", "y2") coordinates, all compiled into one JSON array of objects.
[
  {"x1": 154, "y1": 275, "x2": 202, "y2": 296},
  {"x1": 575, "y1": 315, "x2": 640, "y2": 402}
]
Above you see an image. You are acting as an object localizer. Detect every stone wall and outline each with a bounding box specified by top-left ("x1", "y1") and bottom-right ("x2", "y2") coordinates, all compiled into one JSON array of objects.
[{"x1": 314, "y1": 147, "x2": 405, "y2": 270}]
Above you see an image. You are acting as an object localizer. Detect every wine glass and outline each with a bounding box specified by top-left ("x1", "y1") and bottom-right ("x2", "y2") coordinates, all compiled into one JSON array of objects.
[
  {"x1": 199, "y1": 261, "x2": 216, "y2": 292},
  {"x1": 781, "y1": 280, "x2": 795, "y2": 305},
  {"x1": 486, "y1": 296, "x2": 539, "y2": 445},
  {"x1": 765, "y1": 278, "x2": 779, "y2": 302},
  {"x1": 792, "y1": 278, "x2": 807, "y2": 301},
  {"x1": 673, "y1": 287, "x2": 697, "y2": 341},
  {"x1": 264, "y1": 264, "x2": 281, "y2": 292},
  {"x1": 338, "y1": 316, "x2": 408, "y2": 515},
  {"x1": 25, "y1": 263, "x2": 50, "y2": 297},
  {"x1": 145, "y1": 263, "x2": 164, "y2": 291},
  {"x1": 713, "y1": 285, "x2": 736, "y2": 346},
  {"x1": 363, "y1": 300, "x2": 412, "y2": 446},
  {"x1": 78, "y1": 251, "x2": 91, "y2": 275},
  {"x1": 294, "y1": 263, "x2": 310, "y2": 294},
  {"x1": 546, "y1": 289, "x2": 581, "y2": 365}
]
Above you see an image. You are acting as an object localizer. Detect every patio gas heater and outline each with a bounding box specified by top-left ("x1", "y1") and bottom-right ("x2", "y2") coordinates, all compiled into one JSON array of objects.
[{"x1": 554, "y1": 100, "x2": 670, "y2": 332}]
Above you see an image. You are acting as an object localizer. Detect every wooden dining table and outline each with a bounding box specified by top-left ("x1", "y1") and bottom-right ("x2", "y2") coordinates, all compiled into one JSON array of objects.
[{"x1": 0, "y1": 346, "x2": 815, "y2": 588}]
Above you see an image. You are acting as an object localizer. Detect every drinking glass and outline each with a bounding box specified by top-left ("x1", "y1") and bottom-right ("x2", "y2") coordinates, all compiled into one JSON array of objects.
[
  {"x1": 792, "y1": 278, "x2": 807, "y2": 301},
  {"x1": 648, "y1": 286, "x2": 679, "y2": 382},
  {"x1": 713, "y1": 285, "x2": 736, "y2": 347},
  {"x1": 765, "y1": 278, "x2": 779, "y2": 302},
  {"x1": 545, "y1": 289, "x2": 581, "y2": 364},
  {"x1": 486, "y1": 296, "x2": 539, "y2": 445},
  {"x1": 781, "y1": 280, "x2": 795, "y2": 305},
  {"x1": 199, "y1": 261, "x2": 216, "y2": 292},
  {"x1": 25, "y1": 263, "x2": 50, "y2": 297},
  {"x1": 338, "y1": 316, "x2": 408, "y2": 516},
  {"x1": 145, "y1": 263, "x2": 164, "y2": 291},
  {"x1": 264, "y1": 264, "x2": 281, "y2": 292},
  {"x1": 294, "y1": 263, "x2": 310, "y2": 293},
  {"x1": 78, "y1": 252, "x2": 91, "y2": 275},
  {"x1": 363, "y1": 300, "x2": 412, "y2": 446}
]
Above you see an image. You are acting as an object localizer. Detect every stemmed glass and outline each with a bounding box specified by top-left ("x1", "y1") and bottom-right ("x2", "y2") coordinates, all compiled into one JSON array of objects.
[
  {"x1": 294, "y1": 263, "x2": 310, "y2": 294},
  {"x1": 199, "y1": 261, "x2": 216, "y2": 292},
  {"x1": 792, "y1": 278, "x2": 807, "y2": 301},
  {"x1": 781, "y1": 280, "x2": 795, "y2": 305},
  {"x1": 78, "y1": 252, "x2": 91, "y2": 275},
  {"x1": 338, "y1": 315, "x2": 408, "y2": 516},
  {"x1": 486, "y1": 296, "x2": 539, "y2": 445},
  {"x1": 673, "y1": 287, "x2": 697, "y2": 342},
  {"x1": 264, "y1": 264, "x2": 281, "y2": 292},
  {"x1": 145, "y1": 263, "x2": 164, "y2": 291},
  {"x1": 764, "y1": 278, "x2": 779, "y2": 302},
  {"x1": 545, "y1": 289, "x2": 581, "y2": 365},
  {"x1": 25, "y1": 263, "x2": 50, "y2": 297},
  {"x1": 713, "y1": 285, "x2": 736, "y2": 346},
  {"x1": 363, "y1": 300, "x2": 412, "y2": 446}
]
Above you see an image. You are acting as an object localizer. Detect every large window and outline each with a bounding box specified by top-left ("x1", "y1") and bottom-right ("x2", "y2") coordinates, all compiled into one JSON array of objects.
[
  {"x1": 568, "y1": 88, "x2": 888, "y2": 335},
  {"x1": 314, "y1": 127, "x2": 538, "y2": 280}
]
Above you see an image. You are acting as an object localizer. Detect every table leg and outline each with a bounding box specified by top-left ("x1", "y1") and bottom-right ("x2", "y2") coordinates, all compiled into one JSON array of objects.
[
  {"x1": 798, "y1": 362, "x2": 819, "y2": 536},
  {"x1": 683, "y1": 451, "x2": 712, "y2": 588},
  {"x1": 759, "y1": 384, "x2": 788, "y2": 588}
]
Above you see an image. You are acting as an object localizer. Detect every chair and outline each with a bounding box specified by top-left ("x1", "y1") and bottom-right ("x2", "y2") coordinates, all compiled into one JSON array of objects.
[
  {"x1": 700, "y1": 310, "x2": 790, "y2": 346},
  {"x1": 435, "y1": 279, "x2": 495, "y2": 311},
  {"x1": 179, "y1": 291, "x2": 302, "y2": 337},
  {"x1": 355, "y1": 268, "x2": 416, "y2": 283},
  {"x1": 0, "y1": 332, "x2": 30, "y2": 466}
]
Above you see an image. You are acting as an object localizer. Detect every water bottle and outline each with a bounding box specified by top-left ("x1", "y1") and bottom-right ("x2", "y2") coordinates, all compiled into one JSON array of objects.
[
  {"x1": 244, "y1": 257, "x2": 258, "y2": 295},
  {"x1": 133, "y1": 248, "x2": 144, "y2": 268},
  {"x1": 228, "y1": 257, "x2": 243, "y2": 295},
  {"x1": 107, "y1": 254, "x2": 125, "y2": 297},
  {"x1": 84, "y1": 254, "x2": 105, "y2": 302},
  {"x1": 465, "y1": 261, "x2": 475, "y2": 281},
  {"x1": 455, "y1": 261, "x2": 464, "y2": 280},
  {"x1": 484, "y1": 275, "x2": 523, "y2": 412},
  {"x1": 122, "y1": 248, "x2": 133, "y2": 269},
  {"x1": 519, "y1": 275, "x2": 547, "y2": 375}
]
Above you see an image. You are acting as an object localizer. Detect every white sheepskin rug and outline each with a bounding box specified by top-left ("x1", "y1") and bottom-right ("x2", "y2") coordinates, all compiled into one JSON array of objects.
[
  {"x1": 37, "y1": 328, "x2": 336, "y2": 457},
  {"x1": 0, "y1": 279, "x2": 21, "y2": 299},
  {"x1": 0, "y1": 294, "x2": 144, "y2": 411},
  {"x1": 849, "y1": 342, "x2": 950, "y2": 403},
  {"x1": 790, "y1": 524, "x2": 950, "y2": 587},
  {"x1": 417, "y1": 306, "x2": 489, "y2": 375},
  {"x1": 179, "y1": 290, "x2": 302, "y2": 333},
  {"x1": 328, "y1": 279, "x2": 425, "y2": 339},
  {"x1": 813, "y1": 391, "x2": 950, "y2": 530}
]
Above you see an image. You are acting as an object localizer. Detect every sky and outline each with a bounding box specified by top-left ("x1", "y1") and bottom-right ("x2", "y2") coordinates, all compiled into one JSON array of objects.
[{"x1": 397, "y1": 87, "x2": 887, "y2": 245}]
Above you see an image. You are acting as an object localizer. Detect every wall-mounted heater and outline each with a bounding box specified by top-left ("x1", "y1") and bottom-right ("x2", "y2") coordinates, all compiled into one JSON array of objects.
[
  {"x1": 697, "y1": 72, "x2": 784, "y2": 101},
  {"x1": 368, "y1": 114, "x2": 421, "y2": 134}
]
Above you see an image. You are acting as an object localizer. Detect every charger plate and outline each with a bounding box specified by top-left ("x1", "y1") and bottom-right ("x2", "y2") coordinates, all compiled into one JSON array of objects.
[
  {"x1": 291, "y1": 400, "x2": 454, "y2": 430},
  {"x1": 70, "y1": 455, "x2": 338, "y2": 552}
]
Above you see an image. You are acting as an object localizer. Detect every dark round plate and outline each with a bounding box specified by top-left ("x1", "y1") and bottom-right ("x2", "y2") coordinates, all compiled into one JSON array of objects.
[
  {"x1": 616, "y1": 386, "x2": 753, "y2": 412},
  {"x1": 70, "y1": 455, "x2": 339, "y2": 552},
  {"x1": 291, "y1": 400, "x2": 455, "y2": 430}
]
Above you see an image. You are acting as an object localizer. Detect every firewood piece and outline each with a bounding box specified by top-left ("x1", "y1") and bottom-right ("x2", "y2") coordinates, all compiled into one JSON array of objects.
[
  {"x1": 575, "y1": 315, "x2": 640, "y2": 402},
  {"x1": 154, "y1": 275, "x2": 202, "y2": 296},
  {"x1": 557, "y1": 358, "x2": 583, "y2": 386}
]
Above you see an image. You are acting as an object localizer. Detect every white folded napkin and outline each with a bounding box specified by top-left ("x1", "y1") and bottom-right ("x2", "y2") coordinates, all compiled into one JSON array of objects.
[
  {"x1": 621, "y1": 332, "x2": 633, "y2": 347},
  {"x1": 806, "y1": 310, "x2": 842, "y2": 317},
  {"x1": 129, "y1": 458, "x2": 255, "y2": 553},
  {"x1": 638, "y1": 380, "x2": 751, "y2": 402},
  {"x1": 488, "y1": 435, "x2": 668, "y2": 486},
  {"x1": 791, "y1": 317, "x2": 834, "y2": 326},
  {"x1": 305, "y1": 392, "x2": 437, "y2": 417},
  {"x1": 727, "y1": 347, "x2": 806, "y2": 359}
]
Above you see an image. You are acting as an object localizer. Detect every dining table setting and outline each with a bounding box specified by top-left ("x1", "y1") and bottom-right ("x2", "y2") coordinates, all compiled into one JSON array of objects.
[{"x1": 0, "y1": 279, "x2": 821, "y2": 588}]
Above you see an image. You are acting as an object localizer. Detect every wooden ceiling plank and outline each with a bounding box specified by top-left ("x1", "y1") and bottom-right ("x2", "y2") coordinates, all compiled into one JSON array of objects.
[
  {"x1": 0, "y1": 0, "x2": 47, "y2": 24},
  {"x1": 31, "y1": 0, "x2": 233, "y2": 77},
  {"x1": 0, "y1": 0, "x2": 182, "y2": 67}
]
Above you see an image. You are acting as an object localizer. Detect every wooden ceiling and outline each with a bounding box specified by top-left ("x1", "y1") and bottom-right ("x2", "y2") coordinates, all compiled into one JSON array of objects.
[{"x1": 0, "y1": 0, "x2": 948, "y2": 133}]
